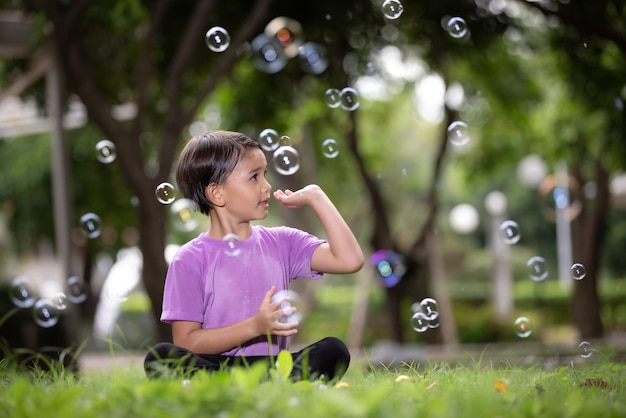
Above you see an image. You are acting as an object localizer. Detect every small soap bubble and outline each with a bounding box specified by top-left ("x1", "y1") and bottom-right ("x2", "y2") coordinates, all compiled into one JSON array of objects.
[
  {"x1": 32, "y1": 299, "x2": 59, "y2": 328},
  {"x1": 10, "y1": 276, "x2": 36, "y2": 308},
  {"x1": 51, "y1": 292, "x2": 69, "y2": 310},
  {"x1": 382, "y1": 0, "x2": 404, "y2": 20},
  {"x1": 324, "y1": 88, "x2": 342, "y2": 108},
  {"x1": 155, "y1": 182, "x2": 176, "y2": 204},
  {"x1": 265, "y1": 16, "x2": 303, "y2": 58},
  {"x1": 279, "y1": 135, "x2": 291, "y2": 146},
  {"x1": 447, "y1": 120, "x2": 470, "y2": 146},
  {"x1": 513, "y1": 316, "x2": 532, "y2": 338},
  {"x1": 251, "y1": 33, "x2": 288, "y2": 74},
  {"x1": 410, "y1": 311, "x2": 429, "y2": 332},
  {"x1": 570, "y1": 263, "x2": 586, "y2": 281},
  {"x1": 499, "y1": 220, "x2": 521, "y2": 244},
  {"x1": 578, "y1": 341, "x2": 593, "y2": 358},
  {"x1": 427, "y1": 315, "x2": 440, "y2": 329},
  {"x1": 446, "y1": 17, "x2": 468, "y2": 39},
  {"x1": 259, "y1": 128, "x2": 280, "y2": 151},
  {"x1": 298, "y1": 42, "x2": 328, "y2": 75},
  {"x1": 66, "y1": 275, "x2": 88, "y2": 304},
  {"x1": 340, "y1": 87, "x2": 360, "y2": 111},
  {"x1": 271, "y1": 289, "x2": 303, "y2": 324},
  {"x1": 80, "y1": 212, "x2": 102, "y2": 239},
  {"x1": 272, "y1": 146, "x2": 300, "y2": 176},
  {"x1": 420, "y1": 298, "x2": 439, "y2": 320},
  {"x1": 222, "y1": 233, "x2": 242, "y2": 256},
  {"x1": 205, "y1": 26, "x2": 230, "y2": 52},
  {"x1": 95, "y1": 139, "x2": 116, "y2": 164},
  {"x1": 370, "y1": 249, "x2": 406, "y2": 288},
  {"x1": 321, "y1": 138, "x2": 339, "y2": 158},
  {"x1": 526, "y1": 256, "x2": 548, "y2": 282},
  {"x1": 171, "y1": 198, "x2": 199, "y2": 232}
]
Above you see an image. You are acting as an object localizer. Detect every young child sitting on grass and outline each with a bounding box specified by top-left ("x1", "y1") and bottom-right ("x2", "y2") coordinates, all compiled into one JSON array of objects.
[{"x1": 144, "y1": 130, "x2": 363, "y2": 381}]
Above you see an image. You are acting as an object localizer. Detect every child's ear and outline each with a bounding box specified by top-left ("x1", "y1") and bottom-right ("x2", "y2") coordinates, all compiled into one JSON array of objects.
[{"x1": 206, "y1": 183, "x2": 225, "y2": 207}]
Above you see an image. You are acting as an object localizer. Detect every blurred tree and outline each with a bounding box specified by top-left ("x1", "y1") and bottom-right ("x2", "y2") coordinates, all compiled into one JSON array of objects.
[{"x1": 1, "y1": 0, "x2": 623, "y2": 351}]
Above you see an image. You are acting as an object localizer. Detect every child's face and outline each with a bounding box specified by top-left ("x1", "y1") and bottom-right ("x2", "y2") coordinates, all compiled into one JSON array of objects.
[{"x1": 220, "y1": 148, "x2": 272, "y2": 221}]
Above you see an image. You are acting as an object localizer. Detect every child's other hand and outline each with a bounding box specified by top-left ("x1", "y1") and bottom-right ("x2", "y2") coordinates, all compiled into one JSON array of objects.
[
  {"x1": 273, "y1": 184, "x2": 322, "y2": 209},
  {"x1": 254, "y1": 286, "x2": 299, "y2": 337}
]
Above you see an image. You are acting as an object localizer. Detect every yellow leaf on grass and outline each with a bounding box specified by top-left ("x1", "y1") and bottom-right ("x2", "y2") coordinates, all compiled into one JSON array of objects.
[{"x1": 494, "y1": 380, "x2": 508, "y2": 392}]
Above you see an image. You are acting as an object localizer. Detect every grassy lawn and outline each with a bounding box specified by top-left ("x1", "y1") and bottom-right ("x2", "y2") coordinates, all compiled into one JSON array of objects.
[{"x1": 1, "y1": 354, "x2": 624, "y2": 418}]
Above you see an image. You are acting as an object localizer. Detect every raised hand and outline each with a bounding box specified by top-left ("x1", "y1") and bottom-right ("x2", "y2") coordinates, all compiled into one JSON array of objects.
[{"x1": 273, "y1": 184, "x2": 323, "y2": 209}]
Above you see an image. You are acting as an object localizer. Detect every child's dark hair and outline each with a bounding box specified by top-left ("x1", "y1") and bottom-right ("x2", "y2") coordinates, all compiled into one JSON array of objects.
[{"x1": 176, "y1": 130, "x2": 261, "y2": 215}]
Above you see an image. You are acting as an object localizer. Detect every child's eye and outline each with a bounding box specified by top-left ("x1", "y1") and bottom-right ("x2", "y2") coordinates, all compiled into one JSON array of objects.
[{"x1": 251, "y1": 174, "x2": 258, "y2": 181}]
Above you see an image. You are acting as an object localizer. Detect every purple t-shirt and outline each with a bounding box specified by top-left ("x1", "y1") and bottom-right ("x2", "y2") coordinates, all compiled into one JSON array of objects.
[{"x1": 161, "y1": 225, "x2": 325, "y2": 356}]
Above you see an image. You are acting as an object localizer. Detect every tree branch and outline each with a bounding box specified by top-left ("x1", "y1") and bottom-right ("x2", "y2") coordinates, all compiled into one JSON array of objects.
[
  {"x1": 157, "y1": 0, "x2": 273, "y2": 176},
  {"x1": 163, "y1": 0, "x2": 219, "y2": 102},
  {"x1": 183, "y1": 0, "x2": 274, "y2": 120},
  {"x1": 133, "y1": 0, "x2": 175, "y2": 137}
]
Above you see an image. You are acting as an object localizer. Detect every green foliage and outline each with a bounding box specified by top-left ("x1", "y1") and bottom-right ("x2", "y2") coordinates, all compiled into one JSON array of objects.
[{"x1": 0, "y1": 359, "x2": 624, "y2": 418}]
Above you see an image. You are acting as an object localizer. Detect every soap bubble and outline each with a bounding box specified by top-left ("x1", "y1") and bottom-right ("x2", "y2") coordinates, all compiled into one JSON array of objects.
[
  {"x1": 10, "y1": 276, "x2": 36, "y2": 308},
  {"x1": 570, "y1": 263, "x2": 586, "y2": 281},
  {"x1": 171, "y1": 198, "x2": 199, "y2": 232},
  {"x1": 95, "y1": 139, "x2": 116, "y2": 164},
  {"x1": 499, "y1": 220, "x2": 521, "y2": 244},
  {"x1": 51, "y1": 292, "x2": 69, "y2": 311},
  {"x1": 298, "y1": 42, "x2": 328, "y2": 74},
  {"x1": 205, "y1": 26, "x2": 230, "y2": 52},
  {"x1": 370, "y1": 249, "x2": 406, "y2": 288},
  {"x1": 223, "y1": 233, "x2": 242, "y2": 256},
  {"x1": 279, "y1": 135, "x2": 291, "y2": 146},
  {"x1": 513, "y1": 316, "x2": 532, "y2": 338},
  {"x1": 32, "y1": 299, "x2": 59, "y2": 328},
  {"x1": 446, "y1": 17, "x2": 468, "y2": 39},
  {"x1": 66, "y1": 275, "x2": 88, "y2": 304},
  {"x1": 340, "y1": 87, "x2": 360, "y2": 111},
  {"x1": 324, "y1": 88, "x2": 342, "y2": 108},
  {"x1": 80, "y1": 212, "x2": 102, "y2": 239},
  {"x1": 578, "y1": 341, "x2": 593, "y2": 358},
  {"x1": 426, "y1": 315, "x2": 440, "y2": 329},
  {"x1": 264, "y1": 16, "x2": 303, "y2": 58},
  {"x1": 155, "y1": 182, "x2": 176, "y2": 204},
  {"x1": 419, "y1": 298, "x2": 439, "y2": 320},
  {"x1": 321, "y1": 138, "x2": 339, "y2": 158},
  {"x1": 526, "y1": 256, "x2": 548, "y2": 282},
  {"x1": 447, "y1": 120, "x2": 470, "y2": 146},
  {"x1": 410, "y1": 311, "x2": 429, "y2": 332},
  {"x1": 537, "y1": 175, "x2": 582, "y2": 222},
  {"x1": 271, "y1": 289, "x2": 303, "y2": 324},
  {"x1": 382, "y1": 0, "x2": 404, "y2": 20},
  {"x1": 272, "y1": 146, "x2": 300, "y2": 176},
  {"x1": 259, "y1": 128, "x2": 280, "y2": 151},
  {"x1": 250, "y1": 33, "x2": 288, "y2": 74}
]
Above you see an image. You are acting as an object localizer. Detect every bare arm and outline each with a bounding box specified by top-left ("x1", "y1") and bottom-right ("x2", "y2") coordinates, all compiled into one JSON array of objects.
[
  {"x1": 273, "y1": 184, "x2": 364, "y2": 274},
  {"x1": 171, "y1": 286, "x2": 298, "y2": 354}
]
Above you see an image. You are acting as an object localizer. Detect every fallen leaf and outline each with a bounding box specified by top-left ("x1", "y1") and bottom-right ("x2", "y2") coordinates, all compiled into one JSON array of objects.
[{"x1": 494, "y1": 380, "x2": 508, "y2": 392}]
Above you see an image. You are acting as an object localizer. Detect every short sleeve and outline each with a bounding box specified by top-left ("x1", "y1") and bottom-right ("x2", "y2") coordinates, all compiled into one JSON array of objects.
[
  {"x1": 280, "y1": 227, "x2": 326, "y2": 281},
  {"x1": 161, "y1": 257, "x2": 205, "y2": 324}
]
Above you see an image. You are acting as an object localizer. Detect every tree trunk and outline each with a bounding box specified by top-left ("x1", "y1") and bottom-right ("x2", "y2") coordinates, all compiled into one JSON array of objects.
[
  {"x1": 570, "y1": 160, "x2": 609, "y2": 339},
  {"x1": 136, "y1": 192, "x2": 170, "y2": 343}
]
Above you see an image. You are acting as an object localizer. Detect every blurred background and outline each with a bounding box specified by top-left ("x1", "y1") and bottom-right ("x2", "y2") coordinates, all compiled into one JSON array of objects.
[{"x1": 0, "y1": 0, "x2": 625, "y2": 369}]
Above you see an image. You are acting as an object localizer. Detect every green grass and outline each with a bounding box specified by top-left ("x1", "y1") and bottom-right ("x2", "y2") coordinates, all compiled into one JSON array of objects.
[{"x1": 1, "y1": 353, "x2": 625, "y2": 418}]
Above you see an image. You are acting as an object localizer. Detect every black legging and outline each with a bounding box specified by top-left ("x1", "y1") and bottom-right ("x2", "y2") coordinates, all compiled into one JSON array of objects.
[{"x1": 144, "y1": 336, "x2": 350, "y2": 382}]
